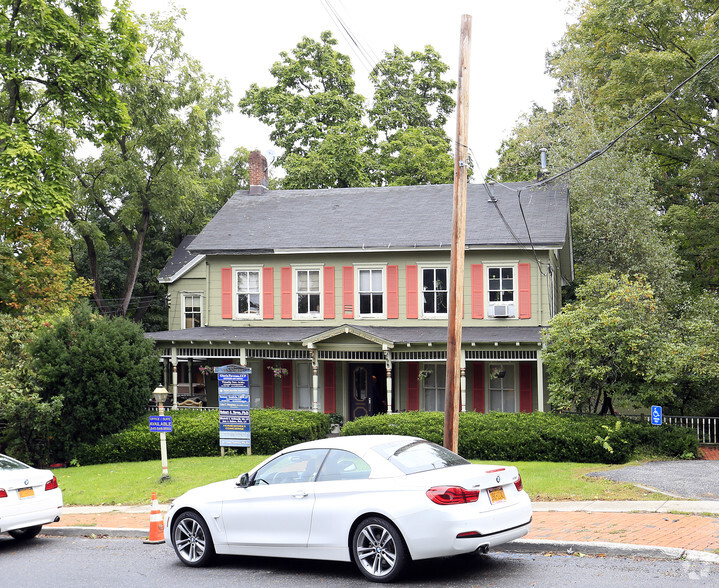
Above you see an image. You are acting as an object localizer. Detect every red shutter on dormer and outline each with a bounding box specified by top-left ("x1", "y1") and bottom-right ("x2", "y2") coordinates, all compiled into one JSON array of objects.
[
  {"x1": 324, "y1": 266, "x2": 335, "y2": 319},
  {"x1": 407, "y1": 362, "x2": 419, "y2": 411},
  {"x1": 281, "y1": 361, "x2": 293, "y2": 409},
  {"x1": 281, "y1": 267, "x2": 292, "y2": 319},
  {"x1": 262, "y1": 267, "x2": 274, "y2": 319},
  {"x1": 406, "y1": 265, "x2": 418, "y2": 319},
  {"x1": 518, "y1": 263, "x2": 531, "y2": 319},
  {"x1": 263, "y1": 360, "x2": 275, "y2": 407},
  {"x1": 342, "y1": 266, "x2": 354, "y2": 318},
  {"x1": 324, "y1": 362, "x2": 336, "y2": 413},
  {"x1": 387, "y1": 265, "x2": 399, "y2": 319},
  {"x1": 471, "y1": 264, "x2": 484, "y2": 319},
  {"x1": 472, "y1": 363, "x2": 485, "y2": 413},
  {"x1": 221, "y1": 267, "x2": 233, "y2": 319},
  {"x1": 519, "y1": 362, "x2": 532, "y2": 412}
]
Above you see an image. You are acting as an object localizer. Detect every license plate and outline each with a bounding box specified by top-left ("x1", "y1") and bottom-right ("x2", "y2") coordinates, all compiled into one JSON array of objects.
[
  {"x1": 488, "y1": 486, "x2": 506, "y2": 504},
  {"x1": 18, "y1": 487, "x2": 34, "y2": 499}
]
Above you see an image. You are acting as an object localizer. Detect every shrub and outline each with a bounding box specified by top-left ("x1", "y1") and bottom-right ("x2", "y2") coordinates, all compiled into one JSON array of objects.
[
  {"x1": 73, "y1": 409, "x2": 331, "y2": 465},
  {"x1": 341, "y1": 411, "x2": 698, "y2": 464}
]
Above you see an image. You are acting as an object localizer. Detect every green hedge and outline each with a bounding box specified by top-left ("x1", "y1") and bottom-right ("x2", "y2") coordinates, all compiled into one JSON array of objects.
[
  {"x1": 73, "y1": 409, "x2": 330, "y2": 465},
  {"x1": 341, "y1": 412, "x2": 698, "y2": 464}
]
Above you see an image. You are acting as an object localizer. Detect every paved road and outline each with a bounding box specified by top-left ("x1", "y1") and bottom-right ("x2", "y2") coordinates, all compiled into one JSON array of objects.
[
  {"x1": 3, "y1": 535, "x2": 719, "y2": 587},
  {"x1": 588, "y1": 461, "x2": 719, "y2": 499}
]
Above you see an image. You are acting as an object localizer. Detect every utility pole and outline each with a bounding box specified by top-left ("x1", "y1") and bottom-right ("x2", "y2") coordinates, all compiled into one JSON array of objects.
[{"x1": 444, "y1": 14, "x2": 472, "y2": 453}]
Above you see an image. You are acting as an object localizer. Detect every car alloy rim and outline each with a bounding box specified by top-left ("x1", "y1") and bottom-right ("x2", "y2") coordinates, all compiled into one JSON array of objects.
[
  {"x1": 174, "y1": 517, "x2": 206, "y2": 563},
  {"x1": 356, "y1": 523, "x2": 397, "y2": 577}
]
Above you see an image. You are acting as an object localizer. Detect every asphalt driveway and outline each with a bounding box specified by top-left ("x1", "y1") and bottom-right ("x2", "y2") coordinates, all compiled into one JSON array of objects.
[{"x1": 588, "y1": 461, "x2": 719, "y2": 500}]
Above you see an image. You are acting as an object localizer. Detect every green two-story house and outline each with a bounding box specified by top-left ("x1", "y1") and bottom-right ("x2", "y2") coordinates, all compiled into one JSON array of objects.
[{"x1": 149, "y1": 151, "x2": 573, "y2": 420}]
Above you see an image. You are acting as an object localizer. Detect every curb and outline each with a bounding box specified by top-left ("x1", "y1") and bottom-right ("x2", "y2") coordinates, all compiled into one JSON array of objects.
[
  {"x1": 507, "y1": 538, "x2": 719, "y2": 565},
  {"x1": 42, "y1": 527, "x2": 719, "y2": 565}
]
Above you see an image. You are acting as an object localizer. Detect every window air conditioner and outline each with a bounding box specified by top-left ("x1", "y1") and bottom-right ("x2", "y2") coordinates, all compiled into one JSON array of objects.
[{"x1": 488, "y1": 304, "x2": 514, "y2": 318}]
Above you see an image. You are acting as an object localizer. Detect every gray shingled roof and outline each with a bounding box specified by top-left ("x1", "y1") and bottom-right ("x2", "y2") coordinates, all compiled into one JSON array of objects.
[
  {"x1": 188, "y1": 182, "x2": 569, "y2": 255},
  {"x1": 157, "y1": 235, "x2": 203, "y2": 283},
  {"x1": 146, "y1": 325, "x2": 542, "y2": 345}
]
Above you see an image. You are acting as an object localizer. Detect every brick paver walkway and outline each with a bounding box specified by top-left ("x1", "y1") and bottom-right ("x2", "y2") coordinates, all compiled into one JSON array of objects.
[{"x1": 47, "y1": 509, "x2": 719, "y2": 553}]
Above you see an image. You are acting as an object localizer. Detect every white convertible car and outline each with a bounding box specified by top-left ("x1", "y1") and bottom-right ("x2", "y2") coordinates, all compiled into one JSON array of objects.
[
  {"x1": 165, "y1": 435, "x2": 532, "y2": 582},
  {"x1": 0, "y1": 453, "x2": 63, "y2": 540}
]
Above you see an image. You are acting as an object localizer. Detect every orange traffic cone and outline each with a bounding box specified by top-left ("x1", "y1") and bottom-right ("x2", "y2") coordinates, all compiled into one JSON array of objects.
[{"x1": 143, "y1": 491, "x2": 165, "y2": 544}]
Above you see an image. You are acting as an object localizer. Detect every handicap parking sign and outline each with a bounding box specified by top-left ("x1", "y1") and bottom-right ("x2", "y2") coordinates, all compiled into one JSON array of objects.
[{"x1": 651, "y1": 405, "x2": 662, "y2": 426}]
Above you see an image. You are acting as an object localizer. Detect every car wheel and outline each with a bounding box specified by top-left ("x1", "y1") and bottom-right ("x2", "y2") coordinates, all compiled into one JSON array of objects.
[
  {"x1": 8, "y1": 525, "x2": 42, "y2": 541},
  {"x1": 171, "y1": 511, "x2": 215, "y2": 567},
  {"x1": 352, "y1": 516, "x2": 408, "y2": 583}
]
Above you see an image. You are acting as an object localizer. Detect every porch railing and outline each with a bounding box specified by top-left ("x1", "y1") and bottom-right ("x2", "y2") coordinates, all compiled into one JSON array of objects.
[{"x1": 662, "y1": 415, "x2": 718, "y2": 445}]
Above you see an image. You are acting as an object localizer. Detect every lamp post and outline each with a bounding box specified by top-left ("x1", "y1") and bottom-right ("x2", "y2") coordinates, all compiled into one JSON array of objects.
[{"x1": 153, "y1": 385, "x2": 170, "y2": 480}]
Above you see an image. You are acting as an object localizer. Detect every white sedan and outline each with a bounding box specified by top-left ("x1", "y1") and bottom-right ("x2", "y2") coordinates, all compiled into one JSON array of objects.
[
  {"x1": 165, "y1": 435, "x2": 531, "y2": 582},
  {"x1": 0, "y1": 453, "x2": 63, "y2": 540}
]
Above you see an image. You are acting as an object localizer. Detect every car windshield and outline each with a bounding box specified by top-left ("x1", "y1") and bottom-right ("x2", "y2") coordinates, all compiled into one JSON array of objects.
[
  {"x1": 374, "y1": 440, "x2": 469, "y2": 474},
  {"x1": 0, "y1": 455, "x2": 28, "y2": 470}
]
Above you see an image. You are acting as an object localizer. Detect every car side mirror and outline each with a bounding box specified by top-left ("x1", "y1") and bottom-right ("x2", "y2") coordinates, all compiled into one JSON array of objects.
[{"x1": 236, "y1": 473, "x2": 250, "y2": 488}]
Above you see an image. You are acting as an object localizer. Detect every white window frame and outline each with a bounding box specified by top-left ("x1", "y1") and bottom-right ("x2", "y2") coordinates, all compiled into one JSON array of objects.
[
  {"x1": 293, "y1": 265, "x2": 324, "y2": 320},
  {"x1": 355, "y1": 265, "x2": 386, "y2": 319},
  {"x1": 418, "y1": 264, "x2": 450, "y2": 319},
  {"x1": 421, "y1": 363, "x2": 446, "y2": 412},
  {"x1": 486, "y1": 264, "x2": 517, "y2": 319},
  {"x1": 487, "y1": 364, "x2": 518, "y2": 413},
  {"x1": 233, "y1": 266, "x2": 263, "y2": 320},
  {"x1": 181, "y1": 292, "x2": 203, "y2": 329}
]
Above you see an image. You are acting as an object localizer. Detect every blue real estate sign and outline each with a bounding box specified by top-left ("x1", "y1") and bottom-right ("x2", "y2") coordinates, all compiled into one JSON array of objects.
[
  {"x1": 216, "y1": 365, "x2": 252, "y2": 448},
  {"x1": 149, "y1": 415, "x2": 173, "y2": 432}
]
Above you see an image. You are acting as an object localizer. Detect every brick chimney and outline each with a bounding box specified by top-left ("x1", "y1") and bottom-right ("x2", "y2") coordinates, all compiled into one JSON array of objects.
[{"x1": 248, "y1": 150, "x2": 269, "y2": 195}]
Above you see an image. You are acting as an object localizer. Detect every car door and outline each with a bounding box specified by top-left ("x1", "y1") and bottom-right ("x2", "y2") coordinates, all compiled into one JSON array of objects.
[{"x1": 222, "y1": 449, "x2": 328, "y2": 549}]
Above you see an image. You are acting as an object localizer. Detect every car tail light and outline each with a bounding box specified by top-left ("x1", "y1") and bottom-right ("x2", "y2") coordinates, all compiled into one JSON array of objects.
[
  {"x1": 426, "y1": 486, "x2": 480, "y2": 505},
  {"x1": 0, "y1": 488, "x2": 7, "y2": 498},
  {"x1": 45, "y1": 476, "x2": 59, "y2": 491},
  {"x1": 514, "y1": 474, "x2": 523, "y2": 493}
]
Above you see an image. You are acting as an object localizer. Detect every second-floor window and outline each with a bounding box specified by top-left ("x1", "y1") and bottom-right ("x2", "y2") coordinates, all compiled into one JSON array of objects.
[
  {"x1": 488, "y1": 266, "x2": 515, "y2": 318},
  {"x1": 236, "y1": 269, "x2": 261, "y2": 318},
  {"x1": 358, "y1": 268, "x2": 384, "y2": 317},
  {"x1": 296, "y1": 269, "x2": 321, "y2": 318},
  {"x1": 182, "y1": 293, "x2": 202, "y2": 328},
  {"x1": 422, "y1": 268, "x2": 448, "y2": 317}
]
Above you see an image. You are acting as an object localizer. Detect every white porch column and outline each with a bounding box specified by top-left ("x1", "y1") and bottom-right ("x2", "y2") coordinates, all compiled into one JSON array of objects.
[
  {"x1": 384, "y1": 348, "x2": 393, "y2": 414},
  {"x1": 536, "y1": 347, "x2": 544, "y2": 412},
  {"x1": 311, "y1": 349, "x2": 319, "y2": 413},
  {"x1": 171, "y1": 346, "x2": 178, "y2": 409},
  {"x1": 460, "y1": 350, "x2": 467, "y2": 412}
]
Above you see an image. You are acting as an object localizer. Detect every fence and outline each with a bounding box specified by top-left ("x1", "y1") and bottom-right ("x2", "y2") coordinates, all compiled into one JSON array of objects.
[{"x1": 663, "y1": 415, "x2": 718, "y2": 445}]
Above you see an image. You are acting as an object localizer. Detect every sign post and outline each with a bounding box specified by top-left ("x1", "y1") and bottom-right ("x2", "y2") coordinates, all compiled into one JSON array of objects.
[
  {"x1": 150, "y1": 385, "x2": 172, "y2": 480},
  {"x1": 651, "y1": 405, "x2": 662, "y2": 426},
  {"x1": 216, "y1": 365, "x2": 252, "y2": 454}
]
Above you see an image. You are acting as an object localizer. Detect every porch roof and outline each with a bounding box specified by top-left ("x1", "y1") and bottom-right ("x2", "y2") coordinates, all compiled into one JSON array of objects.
[{"x1": 146, "y1": 325, "x2": 543, "y2": 346}]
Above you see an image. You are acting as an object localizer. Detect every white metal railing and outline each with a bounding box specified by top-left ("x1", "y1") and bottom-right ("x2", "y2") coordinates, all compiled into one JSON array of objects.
[{"x1": 663, "y1": 415, "x2": 718, "y2": 445}]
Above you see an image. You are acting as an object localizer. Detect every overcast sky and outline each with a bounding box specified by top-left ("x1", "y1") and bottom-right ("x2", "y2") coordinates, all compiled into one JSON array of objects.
[{"x1": 117, "y1": 0, "x2": 574, "y2": 178}]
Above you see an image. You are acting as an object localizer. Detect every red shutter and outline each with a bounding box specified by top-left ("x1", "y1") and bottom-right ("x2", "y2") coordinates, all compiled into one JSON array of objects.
[
  {"x1": 281, "y1": 361, "x2": 293, "y2": 409},
  {"x1": 262, "y1": 267, "x2": 274, "y2": 319},
  {"x1": 407, "y1": 362, "x2": 419, "y2": 411},
  {"x1": 518, "y1": 263, "x2": 531, "y2": 319},
  {"x1": 519, "y1": 362, "x2": 533, "y2": 413},
  {"x1": 471, "y1": 264, "x2": 484, "y2": 319},
  {"x1": 221, "y1": 268, "x2": 233, "y2": 319},
  {"x1": 406, "y1": 265, "x2": 418, "y2": 319},
  {"x1": 472, "y1": 363, "x2": 485, "y2": 413},
  {"x1": 281, "y1": 267, "x2": 292, "y2": 319},
  {"x1": 387, "y1": 265, "x2": 399, "y2": 319},
  {"x1": 342, "y1": 266, "x2": 354, "y2": 318},
  {"x1": 324, "y1": 266, "x2": 335, "y2": 319},
  {"x1": 323, "y1": 362, "x2": 336, "y2": 413},
  {"x1": 262, "y1": 360, "x2": 275, "y2": 407}
]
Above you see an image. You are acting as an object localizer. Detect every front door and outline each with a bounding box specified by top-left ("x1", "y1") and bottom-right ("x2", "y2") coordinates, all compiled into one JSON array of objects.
[{"x1": 349, "y1": 363, "x2": 387, "y2": 420}]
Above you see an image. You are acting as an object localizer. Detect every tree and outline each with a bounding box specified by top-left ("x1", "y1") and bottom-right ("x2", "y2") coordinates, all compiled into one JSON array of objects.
[
  {"x1": 543, "y1": 273, "x2": 673, "y2": 415},
  {"x1": 0, "y1": 0, "x2": 141, "y2": 235},
  {"x1": 240, "y1": 32, "x2": 457, "y2": 188},
  {"x1": 68, "y1": 8, "x2": 234, "y2": 319},
  {"x1": 31, "y1": 303, "x2": 160, "y2": 460}
]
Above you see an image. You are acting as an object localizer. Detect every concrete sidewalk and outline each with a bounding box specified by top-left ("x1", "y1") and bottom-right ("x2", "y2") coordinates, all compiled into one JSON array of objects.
[{"x1": 43, "y1": 500, "x2": 719, "y2": 564}]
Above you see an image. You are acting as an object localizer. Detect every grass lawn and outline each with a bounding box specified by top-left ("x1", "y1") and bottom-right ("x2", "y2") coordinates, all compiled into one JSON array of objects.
[{"x1": 53, "y1": 455, "x2": 670, "y2": 506}]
